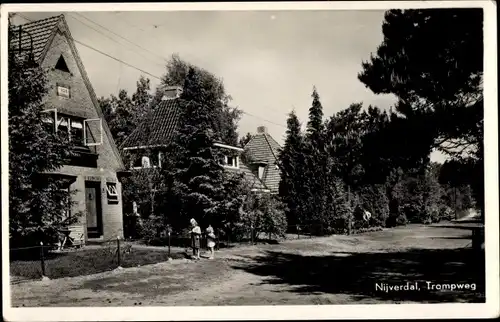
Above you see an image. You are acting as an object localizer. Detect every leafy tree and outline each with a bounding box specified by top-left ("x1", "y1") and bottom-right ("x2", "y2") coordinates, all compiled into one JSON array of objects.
[
  {"x1": 99, "y1": 76, "x2": 153, "y2": 148},
  {"x1": 8, "y1": 26, "x2": 77, "y2": 247},
  {"x1": 355, "y1": 184, "x2": 390, "y2": 228},
  {"x1": 240, "y1": 193, "x2": 288, "y2": 240},
  {"x1": 131, "y1": 76, "x2": 153, "y2": 126},
  {"x1": 99, "y1": 90, "x2": 134, "y2": 147},
  {"x1": 239, "y1": 132, "x2": 253, "y2": 148},
  {"x1": 387, "y1": 164, "x2": 445, "y2": 226},
  {"x1": 156, "y1": 54, "x2": 242, "y2": 146},
  {"x1": 358, "y1": 8, "x2": 484, "y2": 218},
  {"x1": 325, "y1": 103, "x2": 367, "y2": 189}
]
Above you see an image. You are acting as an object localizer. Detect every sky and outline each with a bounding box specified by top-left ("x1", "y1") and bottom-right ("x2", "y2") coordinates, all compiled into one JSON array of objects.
[{"x1": 12, "y1": 10, "x2": 445, "y2": 162}]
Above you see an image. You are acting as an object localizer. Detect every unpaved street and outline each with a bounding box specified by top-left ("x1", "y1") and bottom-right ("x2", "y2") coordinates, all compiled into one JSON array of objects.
[{"x1": 10, "y1": 223, "x2": 485, "y2": 306}]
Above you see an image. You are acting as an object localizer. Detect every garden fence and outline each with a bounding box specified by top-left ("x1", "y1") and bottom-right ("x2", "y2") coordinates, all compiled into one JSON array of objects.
[{"x1": 9, "y1": 237, "x2": 137, "y2": 282}]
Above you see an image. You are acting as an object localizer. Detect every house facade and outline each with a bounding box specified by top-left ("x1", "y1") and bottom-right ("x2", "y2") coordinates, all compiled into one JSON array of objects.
[
  {"x1": 243, "y1": 126, "x2": 282, "y2": 194},
  {"x1": 10, "y1": 15, "x2": 126, "y2": 243},
  {"x1": 120, "y1": 86, "x2": 269, "y2": 200}
]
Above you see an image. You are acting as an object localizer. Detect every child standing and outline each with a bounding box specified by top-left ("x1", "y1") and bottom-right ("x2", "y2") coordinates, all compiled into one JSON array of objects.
[
  {"x1": 190, "y1": 218, "x2": 201, "y2": 260},
  {"x1": 206, "y1": 224, "x2": 216, "y2": 259}
]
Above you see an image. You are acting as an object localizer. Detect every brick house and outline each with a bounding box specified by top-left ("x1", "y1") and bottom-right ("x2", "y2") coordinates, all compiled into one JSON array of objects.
[
  {"x1": 243, "y1": 126, "x2": 282, "y2": 194},
  {"x1": 120, "y1": 86, "x2": 269, "y2": 214},
  {"x1": 10, "y1": 15, "x2": 126, "y2": 243}
]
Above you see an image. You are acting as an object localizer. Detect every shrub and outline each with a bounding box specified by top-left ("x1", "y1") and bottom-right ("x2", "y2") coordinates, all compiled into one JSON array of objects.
[
  {"x1": 240, "y1": 194, "x2": 288, "y2": 240},
  {"x1": 123, "y1": 212, "x2": 143, "y2": 240},
  {"x1": 395, "y1": 213, "x2": 409, "y2": 226},
  {"x1": 353, "y1": 226, "x2": 384, "y2": 234},
  {"x1": 356, "y1": 184, "x2": 390, "y2": 228},
  {"x1": 386, "y1": 166, "x2": 445, "y2": 225},
  {"x1": 140, "y1": 215, "x2": 170, "y2": 246}
]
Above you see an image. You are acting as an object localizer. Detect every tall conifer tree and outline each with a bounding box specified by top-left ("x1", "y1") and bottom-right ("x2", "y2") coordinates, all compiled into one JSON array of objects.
[
  {"x1": 278, "y1": 111, "x2": 306, "y2": 227},
  {"x1": 170, "y1": 67, "x2": 226, "y2": 228}
]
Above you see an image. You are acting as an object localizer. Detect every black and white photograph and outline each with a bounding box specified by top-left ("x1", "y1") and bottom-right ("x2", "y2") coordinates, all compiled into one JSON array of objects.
[{"x1": 1, "y1": 1, "x2": 498, "y2": 320}]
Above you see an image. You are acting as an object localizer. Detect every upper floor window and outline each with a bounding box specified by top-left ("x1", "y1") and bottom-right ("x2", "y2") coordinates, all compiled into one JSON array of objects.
[
  {"x1": 130, "y1": 151, "x2": 164, "y2": 169},
  {"x1": 222, "y1": 155, "x2": 239, "y2": 169},
  {"x1": 41, "y1": 109, "x2": 103, "y2": 147},
  {"x1": 142, "y1": 156, "x2": 151, "y2": 168},
  {"x1": 55, "y1": 55, "x2": 70, "y2": 73}
]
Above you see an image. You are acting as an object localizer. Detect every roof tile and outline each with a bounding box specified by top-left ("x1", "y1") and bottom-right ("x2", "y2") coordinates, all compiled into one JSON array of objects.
[
  {"x1": 244, "y1": 133, "x2": 282, "y2": 193},
  {"x1": 9, "y1": 15, "x2": 63, "y2": 63},
  {"x1": 122, "y1": 99, "x2": 268, "y2": 191},
  {"x1": 120, "y1": 99, "x2": 181, "y2": 149}
]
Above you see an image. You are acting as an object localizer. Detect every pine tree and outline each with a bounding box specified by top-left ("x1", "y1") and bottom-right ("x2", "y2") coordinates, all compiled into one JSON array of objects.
[
  {"x1": 8, "y1": 26, "x2": 77, "y2": 247},
  {"x1": 303, "y1": 87, "x2": 329, "y2": 231},
  {"x1": 278, "y1": 111, "x2": 306, "y2": 227},
  {"x1": 169, "y1": 67, "x2": 226, "y2": 229},
  {"x1": 306, "y1": 86, "x2": 324, "y2": 147}
]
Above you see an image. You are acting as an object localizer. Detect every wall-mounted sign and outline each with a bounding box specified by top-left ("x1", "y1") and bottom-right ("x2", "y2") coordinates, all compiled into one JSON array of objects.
[
  {"x1": 57, "y1": 86, "x2": 70, "y2": 98},
  {"x1": 106, "y1": 177, "x2": 116, "y2": 183},
  {"x1": 85, "y1": 176, "x2": 101, "y2": 182}
]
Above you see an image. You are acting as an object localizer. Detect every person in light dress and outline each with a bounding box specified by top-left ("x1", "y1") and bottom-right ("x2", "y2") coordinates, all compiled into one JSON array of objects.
[
  {"x1": 190, "y1": 218, "x2": 201, "y2": 260},
  {"x1": 206, "y1": 224, "x2": 216, "y2": 259}
]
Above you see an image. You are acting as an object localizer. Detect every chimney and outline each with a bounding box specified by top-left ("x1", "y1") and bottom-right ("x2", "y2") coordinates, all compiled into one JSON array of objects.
[
  {"x1": 257, "y1": 126, "x2": 267, "y2": 134},
  {"x1": 161, "y1": 85, "x2": 183, "y2": 100}
]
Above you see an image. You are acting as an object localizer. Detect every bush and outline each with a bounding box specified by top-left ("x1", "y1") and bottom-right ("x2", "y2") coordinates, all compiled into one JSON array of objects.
[
  {"x1": 395, "y1": 213, "x2": 409, "y2": 226},
  {"x1": 123, "y1": 212, "x2": 144, "y2": 240},
  {"x1": 240, "y1": 194, "x2": 288, "y2": 241},
  {"x1": 357, "y1": 184, "x2": 390, "y2": 227},
  {"x1": 386, "y1": 166, "x2": 445, "y2": 225},
  {"x1": 353, "y1": 226, "x2": 384, "y2": 234},
  {"x1": 140, "y1": 215, "x2": 171, "y2": 246}
]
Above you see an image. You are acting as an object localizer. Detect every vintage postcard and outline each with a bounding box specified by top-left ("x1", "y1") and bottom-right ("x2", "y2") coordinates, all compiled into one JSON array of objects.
[{"x1": 1, "y1": 1, "x2": 498, "y2": 321}]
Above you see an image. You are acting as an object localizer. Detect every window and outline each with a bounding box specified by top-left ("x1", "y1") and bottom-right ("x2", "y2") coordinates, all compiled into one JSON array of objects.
[
  {"x1": 106, "y1": 182, "x2": 119, "y2": 204},
  {"x1": 57, "y1": 115, "x2": 70, "y2": 140},
  {"x1": 258, "y1": 166, "x2": 265, "y2": 180},
  {"x1": 70, "y1": 119, "x2": 84, "y2": 146},
  {"x1": 42, "y1": 109, "x2": 56, "y2": 133},
  {"x1": 142, "y1": 156, "x2": 151, "y2": 168},
  {"x1": 150, "y1": 153, "x2": 160, "y2": 168},
  {"x1": 158, "y1": 152, "x2": 164, "y2": 168},
  {"x1": 83, "y1": 118, "x2": 103, "y2": 146},
  {"x1": 41, "y1": 110, "x2": 92, "y2": 147},
  {"x1": 55, "y1": 55, "x2": 70, "y2": 73},
  {"x1": 223, "y1": 155, "x2": 240, "y2": 169}
]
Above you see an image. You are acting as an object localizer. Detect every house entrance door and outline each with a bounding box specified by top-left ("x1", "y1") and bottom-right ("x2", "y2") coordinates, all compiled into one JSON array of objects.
[{"x1": 85, "y1": 181, "x2": 103, "y2": 238}]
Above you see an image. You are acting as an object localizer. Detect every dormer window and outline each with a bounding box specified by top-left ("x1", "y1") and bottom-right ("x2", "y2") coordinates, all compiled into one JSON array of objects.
[
  {"x1": 55, "y1": 55, "x2": 70, "y2": 73},
  {"x1": 258, "y1": 166, "x2": 265, "y2": 179},
  {"x1": 142, "y1": 156, "x2": 151, "y2": 168},
  {"x1": 223, "y1": 155, "x2": 239, "y2": 169}
]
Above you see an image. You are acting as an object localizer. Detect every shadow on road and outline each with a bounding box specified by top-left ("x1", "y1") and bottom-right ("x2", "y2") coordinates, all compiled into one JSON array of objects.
[{"x1": 230, "y1": 247, "x2": 485, "y2": 303}]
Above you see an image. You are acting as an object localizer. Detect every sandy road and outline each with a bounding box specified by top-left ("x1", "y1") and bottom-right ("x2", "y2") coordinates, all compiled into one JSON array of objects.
[{"x1": 10, "y1": 223, "x2": 483, "y2": 307}]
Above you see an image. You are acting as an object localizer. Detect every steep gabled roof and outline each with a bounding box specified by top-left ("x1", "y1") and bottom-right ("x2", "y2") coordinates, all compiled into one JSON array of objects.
[
  {"x1": 9, "y1": 15, "x2": 63, "y2": 64},
  {"x1": 120, "y1": 99, "x2": 181, "y2": 149},
  {"x1": 244, "y1": 131, "x2": 282, "y2": 194},
  {"x1": 10, "y1": 15, "x2": 125, "y2": 169}
]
